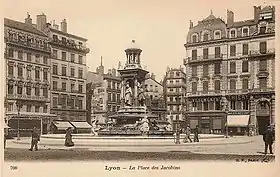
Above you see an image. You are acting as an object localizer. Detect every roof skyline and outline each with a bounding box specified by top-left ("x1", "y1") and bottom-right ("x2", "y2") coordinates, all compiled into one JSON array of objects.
[{"x1": 3, "y1": 0, "x2": 269, "y2": 80}]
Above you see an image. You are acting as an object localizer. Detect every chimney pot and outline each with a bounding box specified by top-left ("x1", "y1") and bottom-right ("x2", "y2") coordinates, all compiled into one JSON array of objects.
[{"x1": 61, "y1": 19, "x2": 67, "y2": 33}]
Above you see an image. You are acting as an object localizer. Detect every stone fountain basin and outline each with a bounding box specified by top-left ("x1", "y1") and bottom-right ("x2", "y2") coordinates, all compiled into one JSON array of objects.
[{"x1": 41, "y1": 134, "x2": 224, "y2": 140}]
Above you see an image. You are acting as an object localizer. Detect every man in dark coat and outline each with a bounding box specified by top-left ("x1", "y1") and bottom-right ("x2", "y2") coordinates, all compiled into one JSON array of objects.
[
  {"x1": 29, "y1": 127, "x2": 40, "y2": 151},
  {"x1": 184, "y1": 125, "x2": 192, "y2": 143},
  {"x1": 193, "y1": 125, "x2": 199, "y2": 142},
  {"x1": 263, "y1": 126, "x2": 275, "y2": 155}
]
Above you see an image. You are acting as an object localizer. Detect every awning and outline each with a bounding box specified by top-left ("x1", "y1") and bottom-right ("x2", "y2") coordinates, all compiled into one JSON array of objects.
[
  {"x1": 52, "y1": 121, "x2": 73, "y2": 130},
  {"x1": 109, "y1": 113, "x2": 158, "y2": 118},
  {"x1": 70, "y1": 121, "x2": 92, "y2": 129},
  {"x1": 227, "y1": 115, "x2": 250, "y2": 127}
]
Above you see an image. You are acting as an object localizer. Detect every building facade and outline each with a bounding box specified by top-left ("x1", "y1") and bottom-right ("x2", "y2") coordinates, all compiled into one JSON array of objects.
[
  {"x1": 144, "y1": 73, "x2": 166, "y2": 120},
  {"x1": 4, "y1": 16, "x2": 55, "y2": 136},
  {"x1": 36, "y1": 14, "x2": 90, "y2": 122},
  {"x1": 87, "y1": 62, "x2": 121, "y2": 125},
  {"x1": 163, "y1": 67, "x2": 187, "y2": 127},
  {"x1": 184, "y1": 6, "x2": 275, "y2": 135}
]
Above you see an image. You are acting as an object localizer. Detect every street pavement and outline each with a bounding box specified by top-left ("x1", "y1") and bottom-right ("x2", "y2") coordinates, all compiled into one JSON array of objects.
[{"x1": 4, "y1": 135, "x2": 275, "y2": 161}]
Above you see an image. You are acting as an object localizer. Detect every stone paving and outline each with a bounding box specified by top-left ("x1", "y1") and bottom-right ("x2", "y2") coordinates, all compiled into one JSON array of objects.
[{"x1": 5, "y1": 135, "x2": 275, "y2": 155}]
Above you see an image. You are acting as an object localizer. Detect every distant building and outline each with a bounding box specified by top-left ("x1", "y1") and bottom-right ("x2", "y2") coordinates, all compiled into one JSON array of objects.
[
  {"x1": 144, "y1": 73, "x2": 166, "y2": 120},
  {"x1": 87, "y1": 60, "x2": 121, "y2": 125},
  {"x1": 4, "y1": 15, "x2": 55, "y2": 135},
  {"x1": 163, "y1": 67, "x2": 187, "y2": 127},
  {"x1": 184, "y1": 6, "x2": 275, "y2": 135}
]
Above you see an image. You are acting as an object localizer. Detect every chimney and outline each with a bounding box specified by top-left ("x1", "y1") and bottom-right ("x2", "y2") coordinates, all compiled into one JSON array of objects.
[
  {"x1": 112, "y1": 68, "x2": 116, "y2": 76},
  {"x1": 61, "y1": 19, "x2": 67, "y2": 33},
  {"x1": 151, "y1": 73, "x2": 155, "y2": 80},
  {"x1": 189, "y1": 20, "x2": 193, "y2": 29},
  {"x1": 227, "y1": 10, "x2": 234, "y2": 26},
  {"x1": 25, "y1": 13, "x2": 32, "y2": 25},
  {"x1": 254, "y1": 6, "x2": 261, "y2": 22},
  {"x1": 52, "y1": 20, "x2": 59, "y2": 30},
  {"x1": 108, "y1": 69, "x2": 112, "y2": 75},
  {"x1": 36, "y1": 13, "x2": 47, "y2": 31}
]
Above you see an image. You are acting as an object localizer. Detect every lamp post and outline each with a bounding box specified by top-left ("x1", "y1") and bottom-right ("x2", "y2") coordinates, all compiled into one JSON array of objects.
[{"x1": 16, "y1": 100, "x2": 23, "y2": 140}]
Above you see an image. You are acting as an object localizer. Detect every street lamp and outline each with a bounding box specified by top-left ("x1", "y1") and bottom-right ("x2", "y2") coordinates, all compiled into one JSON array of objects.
[{"x1": 15, "y1": 100, "x2": 23, "y2": 140}]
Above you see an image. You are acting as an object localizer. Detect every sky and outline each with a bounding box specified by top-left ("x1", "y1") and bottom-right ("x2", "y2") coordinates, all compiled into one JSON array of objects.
[{"x1": 3, "y1": 0, "x2": 269, "y2": 81}]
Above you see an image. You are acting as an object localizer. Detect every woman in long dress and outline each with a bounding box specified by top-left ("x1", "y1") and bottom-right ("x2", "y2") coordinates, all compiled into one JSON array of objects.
[{"x1": 65, "y1": 127, "x2": 74, "y2": 147}]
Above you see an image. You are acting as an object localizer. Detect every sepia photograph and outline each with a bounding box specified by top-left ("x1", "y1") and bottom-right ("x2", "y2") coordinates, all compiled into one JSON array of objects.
[{"x1": 1, "y1": 0, "x2": 279, "y2": 176}]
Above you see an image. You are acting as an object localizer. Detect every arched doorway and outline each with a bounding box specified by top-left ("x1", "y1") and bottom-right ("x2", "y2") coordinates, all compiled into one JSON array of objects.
[{"x1": 256, "y1": 99, "x2": 271, "y2": 135}]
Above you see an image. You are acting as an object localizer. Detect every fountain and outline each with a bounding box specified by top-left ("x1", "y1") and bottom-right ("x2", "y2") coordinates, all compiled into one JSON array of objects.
[{"x1": 98, "y1": 40, "x2": 173, "y2": 136}]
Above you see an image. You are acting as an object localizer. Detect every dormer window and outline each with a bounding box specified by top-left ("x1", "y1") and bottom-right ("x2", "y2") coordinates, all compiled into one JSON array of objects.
[
  {"x1": 192, "y1": 34, "x2": 198, "y2": 43},
  {"x1": 242, "y1": 28, "x2": 249, "y2": 37},
  {"x1": 260, "y1": 26, "x2": 266, "y2": 34},
  {"x1": 214, "y1": 30, "x2": 221, "y2": 40},
  {"x1": 203, "y1": 33, "x2": 209, "y2": 41},
  {"x1": 230, "y1": 29, "x2": 236, "y2": 38}
]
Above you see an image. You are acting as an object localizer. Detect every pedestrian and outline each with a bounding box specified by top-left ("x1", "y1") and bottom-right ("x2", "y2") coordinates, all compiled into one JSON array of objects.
[
  {"x1": 65, "y1": 127, "x2": 74, "y2": 147},
  {"x1": 193, "y1": 125, "x2": 199, "y2": 142},
  {"x1": 263, "y1": 126, "x2": 275, "y2": 155},
  {"x1": 29, "y1": 127, "x2": 40, "y2": 151},
  {"x1": 183, "y1": 125, "x2": 192, "y2": 143},
  {"x1": 4, "y1": 132, "x2": 6, "y2": 149}
]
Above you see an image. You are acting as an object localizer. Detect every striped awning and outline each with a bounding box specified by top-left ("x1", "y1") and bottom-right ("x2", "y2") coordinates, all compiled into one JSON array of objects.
[
  {"x1": 70, "y1": 121, "x2": 92, "y2": 129},
  {"x1": 52, "y1": 121, "x2": 73, "y2": 130}
]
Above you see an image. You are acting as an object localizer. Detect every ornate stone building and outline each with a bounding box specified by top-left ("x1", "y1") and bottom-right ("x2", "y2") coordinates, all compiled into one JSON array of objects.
[
  {"x1": 4, "y1": 16, "x2": 55, "y2": 135},
  {"x1": 36, "y1": 14, "x2": 90, "y2": 122},
  {"x1": 163, "y1": 67, "x2": 187, "y2": 127},
  {"x1": 184, "y1": 6, "x2": 275, "y2": 135}
]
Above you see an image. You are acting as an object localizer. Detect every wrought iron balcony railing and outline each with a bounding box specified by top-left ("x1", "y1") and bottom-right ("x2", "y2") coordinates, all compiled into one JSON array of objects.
[
  {"x1": 50, "y1": 39, "x2": 90, "y2": 54},
  {"x1": 5, "y1": 37, "x2": 51, "y2": 53},
  {"x1": 184, "y1": 54, "x2": 224, "y2": 65}
]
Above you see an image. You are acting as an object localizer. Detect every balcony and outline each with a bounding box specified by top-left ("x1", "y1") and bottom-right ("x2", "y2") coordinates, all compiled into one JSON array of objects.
[
  {"x1": 166, "y1": 91, "x2": 185, "y2": 96},
  {"x1": 226, "y1": 89, "x2": 250, "y2": 95},
  {"x1": 6, "y1": 94, "x2": 50, "y2": 102},
  {"x1": 251, "y1": 88, "x2": 274, "y2": 93},
  {"x1": 165, "y1": 82, "x2": 186, "y2": 87},
  {"x1": 184, "y1": 54, "x2": 224, "y2": 65},
  {"x1": 249, "y1": 49, "x2": 275, "y2": 57},
  {"x1": 50, "y1": 39, "x2": 90, "y2": 54},
  {"x1": 5, "y1": 37, "x2": 51, "y2": 53},
  {"x1": 187, "y1": 90, "x2": 224, "y2": 97}
]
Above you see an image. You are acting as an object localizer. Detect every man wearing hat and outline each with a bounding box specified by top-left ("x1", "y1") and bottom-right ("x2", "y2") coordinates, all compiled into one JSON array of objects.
[
  {"x1": 263, "y1": 125, "x2": 275, "y2": 155},
  {"x1": 29, "y1": 127, "x2": 40, "y2": 151}
]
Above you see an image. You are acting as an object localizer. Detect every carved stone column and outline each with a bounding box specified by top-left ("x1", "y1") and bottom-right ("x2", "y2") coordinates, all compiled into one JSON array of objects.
[
  {"x1": 134, "y1": 78, "x2": 138, "y2": 106},
  {"x1": 121, "y1": 80, "x2": 125, "y2": 107},
  {"x1": 249, "y1": 95, "x2": 257, "y2": 135},
  {"x1": 271, "y1": 94, "x2": 275, "y2": 125}
]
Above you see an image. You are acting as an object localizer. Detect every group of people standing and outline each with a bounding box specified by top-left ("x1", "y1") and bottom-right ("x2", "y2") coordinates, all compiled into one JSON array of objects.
[{"x1": 183, "y1": 125, "x2": 200, "y2": 143}]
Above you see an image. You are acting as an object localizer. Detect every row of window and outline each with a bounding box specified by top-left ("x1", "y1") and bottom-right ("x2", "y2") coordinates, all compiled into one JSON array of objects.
[
  {"x1": 145, "y1": 84, "x2": 159, "y2": 92},
  {"x1": 107, "y1": 81, "x2": 121, "y2": 90},
  {"x1": 168, "y1": 105, "x2": 185, "y2": 112},
  {"x1": 8, "y1": 85, "x2": 48, "y2": 97},
  {"x1": 191, "y1": 26, "x2": 267, "y2": 43},
  {"x1": 167, "y1": 87, "x2": 185, "y2": 93},
  {"x1": 52, "y1": 65, "x2": 83, "y2": 78},
  {"x1": 7, "y1": 48, "x2": 48, "y2": 64},
  {"x1": 191, "y1": 100, "x2": 249, "y2": 111},
  {"x1": 52, "y1": 35, "x2": 83, "y2": 48},
  {"x1": 191, "y1": 42, "x2": 267, "y2": 60},
  {"x1": 167, "y1": 71, "x2": 184, "y2": 78},
  {"x1": 108, "y1": 92, "x2": 121, "y2": 102},
  {"x1": 167, "y1": 96, "x2": 183, "y2": 102},
  {"x1": 52, "y1": 81, "x2": 84, "y2": 93},
  {"x1": 191, "y1": 59, "x2": 267, "y2": 77},
  {"x1": 191, "y1": 77, "x2": 267, "y2": 92},
  {"x1": 7, "y1": 103, "x2": 48, "y2": 113},
  {"x1": 107, "y1": 105, "x2": 120, "y2": 113},
  {"x1": 52, "y1": 49, "x2": 83, "y2": 64},
  {"x1": 52, "y1": 96, "x2": 83, "y2": 110},
  {"x1": 167, "y1": 79, "x2": 184, "y2": 84},
  {"x1": 8, "y1": 65, "x2": 48, "y2": 80}
]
